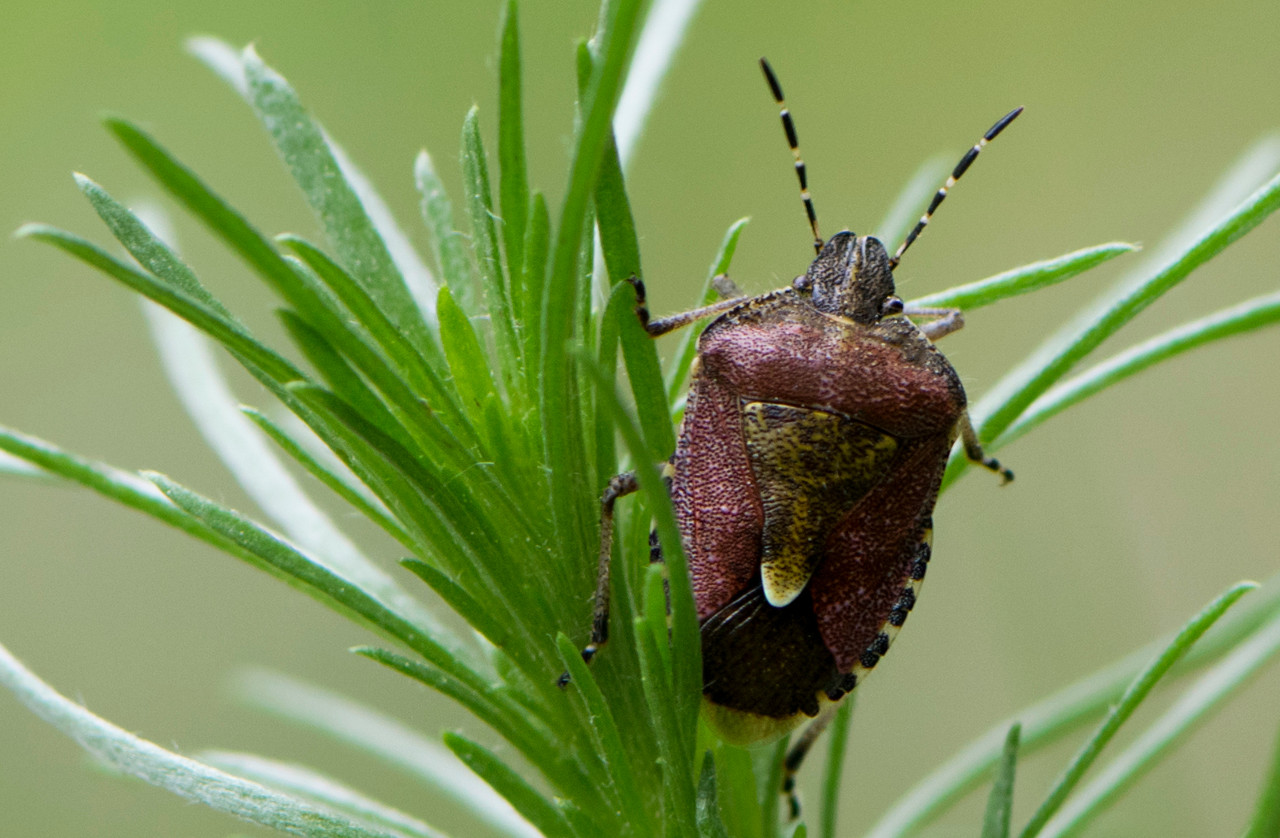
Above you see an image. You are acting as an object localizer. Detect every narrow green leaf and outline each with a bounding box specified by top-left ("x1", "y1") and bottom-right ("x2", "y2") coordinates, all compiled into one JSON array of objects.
[
  {"x1": 188, "y1": 36, "x2": 441, "y2": 325},
  {"x1": 1002, "y1": 289, "x2": 1280, "y2": 447},
  {"x1": 347, "y1": 647, "x2": 560, "y2": 786},
  {"x1": 280, "y1": 236, "x2": 438, "y2": 385},
  {"x1": 555, "y1": 634, "x2": 651, "y2": 834},
  {"x1": 148, "y1": 472, "x2": 489, "y2": 698},
  {"x1": 276, "y1": 254, "x2": 483, "y2": 464},
  {"x1": 272, "y1": 396, "x2": 458, "y2": 564},
  {"x1": 520, "y1": 191, "x2": 551, "y2": 408},
  {"x1": 819, "y1": 699, "x2": 854, "y2": 838},
  {"x1": 594, "y1": 129, "x2": 641, "y2": 287},
  {"x1": 762, "y1": 738, "x2": 790, "y2": 838},
  {"x1": 104, "y1": 118, "x2": 346, "y2": 335},
  {"x1": 1040, "y1": 614, "x2": 1280, "y2": 838},
  {"x1": 144, "y1": 304, "x2": 450, "y2": 644},
  {"x1": 184, "y1": 35, "x2": 248, "y2": 93},
  {"x1": 612, "y1": 0, "x2": 707, "y2": 170},
  {"x1": 231, "y1": 668, "x2": 538, "y2": 838},
  {"x1": 279, "y1": 308, "x2": 408, "y2": 447},
  {"x1": 582, "y1": 353, "x2": 700, "y2": 831},
  {"x1": 666, "y1": 217, "x2": 750, "y2": 401},
  {"x1": 591, "y1": 106, "x2": 678, "y2": 457},
  {"x1": 443, "y1": 732, "x2": 578, "y2": 838},
  {"x1": 277, "y1": 236, "x2": 477, "y2": 453},
  {"x1": 75, "y1": 173, "x2": 237, "y2": 320},
  {"x1": 0, "y1": 424, "x2": 247, "y2": 557},
  {"x1": 460, "y1": 106, "x2": 502, "y2": 299},
  {"x1": 540, "y1": 0, "x2": 645, "y2": 583},
  {"x1": 285, "y1": 384, "x2": 544, "y2": 635},
  {"x1": 480, "y1": 392, "x2": 539, "y2": 507},
  {"x1": 462, "y1": 107, "x2": 521, "y2": 398},
  {"x1": 1244, "y1": 714, "x2": 1280, "y2": 838},
  {"x1": 241, "y1": 407, "x2": 414, "y2": 549},
  {"x1": 981, "y1": 723, "x2": 1021, "y2": 838},
  {"x1": 557, "y1": 455, "x2": 663, "y2": 793},
  {"x1": 401, "y1": 559, "x2": 512, "y2": 652},
  {"x1": 633, "y1": 613, "x2": 696, "y2": 838},
  {"x1": 291, "y1": 370, "x2": 525, "y2": 564},
  {"x1": 325, "y1": 138, "x2": 441, "y2": 332},
  {"x1": 1019, "y1": 582, "x2": 1257, "y2": 838},
  {"x1": 197, "y1": 751, "x2": 448, "y2": 838},
  {"x1": 0, "y1": 645, "x2": 400, "y2": 838},
  {"x1": 973, "y1": 169, "x2": 1280, "y2": 463},
  {"x1": 643, "y1": 562, "x2": 673, "y2": 675},
  {"x1": 616, "y1": 281, "x2": 677, "y2": 459},
  {"x1": 0, "y1": 451, "x2": 47, "y2": 478},
  {"x1": 240, "y1": 45, "x2": 432, "y2": 352},
  {"x1": 438, "y1": 287, "x2": 500, "y2": 428},
  {"x1": 19, "y1": 224, "x2": 303, "y2": 385},
  {"x1": 414, "y1": 150, "x2": 478, "y2": 313},
  {"x1": 101, "y1": 120, "x2": 478, "y2": 455},
  {"x1": 697, "y1": 753, "x2": 732, "y2": 838},
  {"x1": 592, "y1": 280, "x2": 623, "y2": 487},
  {"x1": 907, "y1": 242, "x2": 1137, "y2": 311},
  {"x1": 576, "y1": 39, "x2": 608, "y2": 326},
  {"x1": 710, "y1": 740, "x2": 766, "y2": 838},
  {"x1": 280, "y1": 384, "x2": 491, "y2": 583},
  {"x1": 865, "y1": 576, "x2": 1280, "y2": 838},
  {"x1": 1110, "y1": 136, "x2": 1280, "y2": 275},
  {"x1": 498, "y1": 0, "x2": 530, "y2": 287}
]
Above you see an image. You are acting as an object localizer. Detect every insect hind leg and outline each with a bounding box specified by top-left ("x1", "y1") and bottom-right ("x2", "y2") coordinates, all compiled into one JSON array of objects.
[
  {"x1": 781, "y1": 703, "x2": 843, "y2": 820},
  {"x1": 959, "y1": 413, "x2": 1014, "y2": 484}
]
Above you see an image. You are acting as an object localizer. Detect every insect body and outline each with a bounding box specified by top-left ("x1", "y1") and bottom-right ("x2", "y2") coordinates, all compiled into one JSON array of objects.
[
  {"x1": 681, "y1": 232, "x2": 975, "y2": 745},
  {"x1": 572, "y1": 58, "x2": 1018, "y2": 802}
]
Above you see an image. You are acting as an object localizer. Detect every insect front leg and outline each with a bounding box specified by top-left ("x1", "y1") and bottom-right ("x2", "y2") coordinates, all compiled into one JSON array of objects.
[
  {"x1": 959, "y1": 413, "x2": 1014, "y2": 484},
  {"x1": 904, "y1": 303, "x2": 965, "y2": 341},
  {"x1": 628, "y1": 275, "x2": 745, "y2": 337}
]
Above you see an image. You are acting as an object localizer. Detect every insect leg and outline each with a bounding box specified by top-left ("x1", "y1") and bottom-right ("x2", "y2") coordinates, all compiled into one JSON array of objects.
[
  {"x1": 959, "y1": 413, "x2": 1014, "y2": 484},
  {"x1": 781, "y1": 703, "x2": 843, "y2": 820},
  {"x1": 558, "y1": 470, "x2": 639, "y2": 687},
  {"x1": 628, "y1": 275, "x2": 744, "y2": 337},
  {"x1": 904, "y1": 304, "x2": 965, "y2": 341}
]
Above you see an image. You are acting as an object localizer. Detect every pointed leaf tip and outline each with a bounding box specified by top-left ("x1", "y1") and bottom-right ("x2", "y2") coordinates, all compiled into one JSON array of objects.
[
  {"x1": 186, "y1": 36, "x2": 248, "y2": 95},
  {"x1": 14, "y1": 222, "x2": 50, "y2": 240}
]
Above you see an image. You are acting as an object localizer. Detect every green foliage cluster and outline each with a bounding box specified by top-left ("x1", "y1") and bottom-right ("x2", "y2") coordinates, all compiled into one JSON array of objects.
[{"x1": 3, "y1": 1, "x2": 1280, "y2": 836}]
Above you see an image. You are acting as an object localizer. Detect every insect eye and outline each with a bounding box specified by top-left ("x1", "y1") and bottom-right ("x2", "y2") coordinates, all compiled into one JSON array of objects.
[{"x1": 881, "y1": 296, "x2": 905, "y2": 316}]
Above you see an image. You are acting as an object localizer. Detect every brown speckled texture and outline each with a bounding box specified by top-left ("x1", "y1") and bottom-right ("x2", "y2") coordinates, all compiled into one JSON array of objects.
[{"x1": 674, "y1": 243, "x2": 966, "y2": 702}]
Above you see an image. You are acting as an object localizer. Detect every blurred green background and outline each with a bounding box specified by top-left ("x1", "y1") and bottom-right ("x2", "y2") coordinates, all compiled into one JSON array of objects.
[{"x1": 2, "y1": 1, "x2": 1278, "y2": 835}]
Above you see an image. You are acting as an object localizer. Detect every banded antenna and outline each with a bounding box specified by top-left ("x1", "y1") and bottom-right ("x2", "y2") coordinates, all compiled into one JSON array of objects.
[
  {"x1": 760, "y1": 58, "x2": 823, "y2": 255},
  {"x1": 889, "y1": 105, "x2": 1023, "y2": 270}
]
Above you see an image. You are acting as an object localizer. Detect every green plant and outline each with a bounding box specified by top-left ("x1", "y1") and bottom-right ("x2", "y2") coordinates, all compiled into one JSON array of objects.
[{"x1": 3, "y1": 1, "x2": 1280, "y2": 836}]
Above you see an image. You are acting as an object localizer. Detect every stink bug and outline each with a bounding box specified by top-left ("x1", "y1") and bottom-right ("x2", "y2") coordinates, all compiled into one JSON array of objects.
[{"x1": 571, "y1": 58, "x2": 1019, "y2": 806}]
